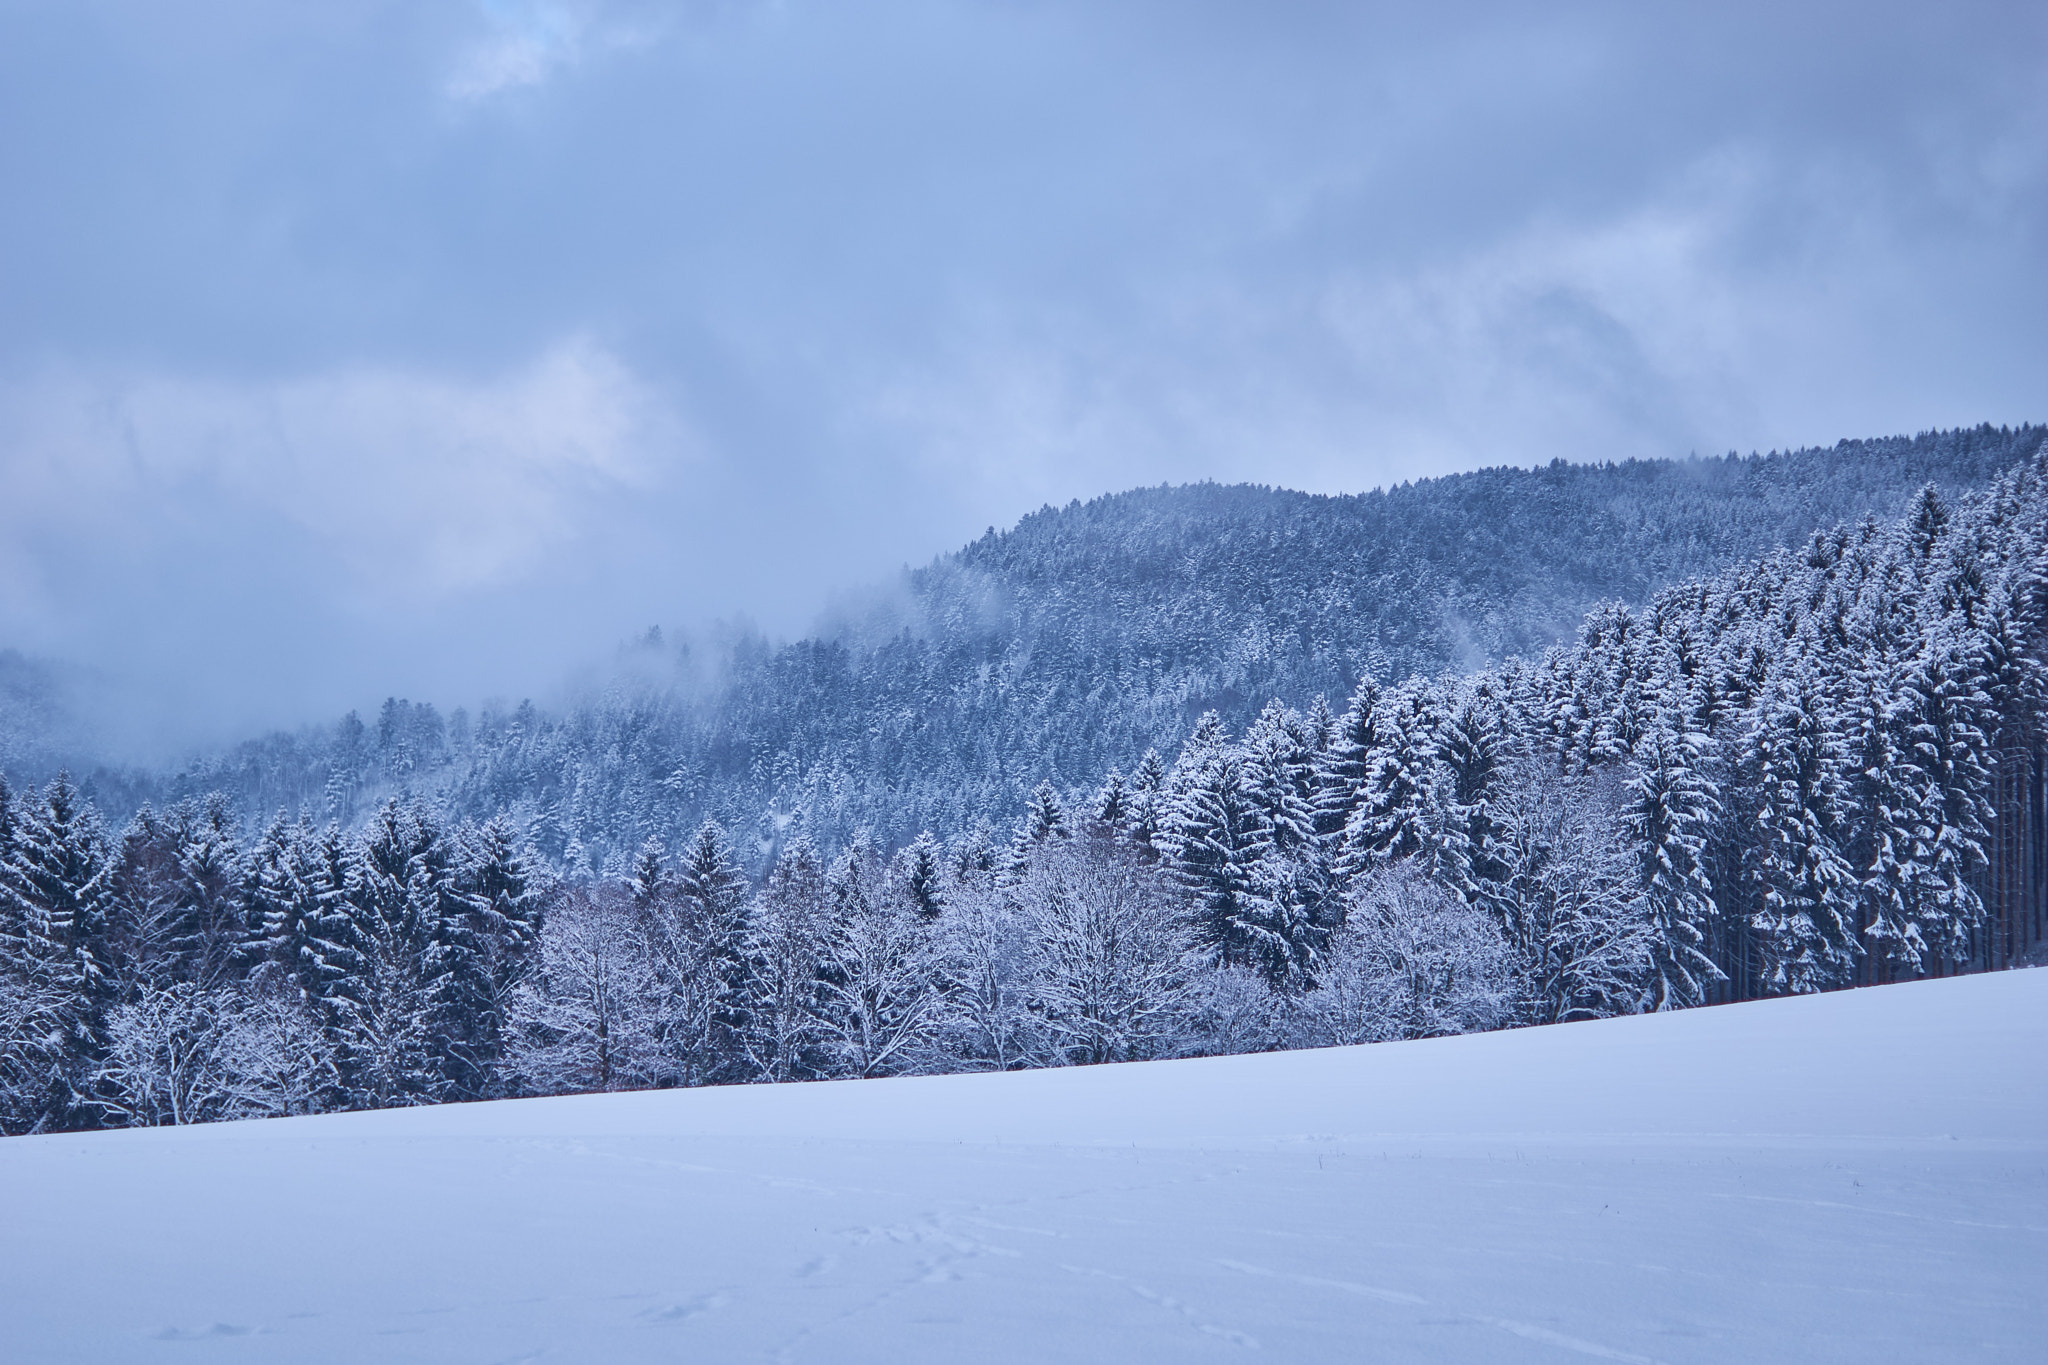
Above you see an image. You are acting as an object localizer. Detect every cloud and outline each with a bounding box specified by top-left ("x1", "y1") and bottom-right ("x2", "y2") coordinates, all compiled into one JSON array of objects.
[
  {"x1": 0, "y1": 0, "x2": 2043, "y2": 748},
  {"x1": 0, "y1": 338, "x2": 677, "y2": 616},
  {"x1": 445, "y1": 0, "x2": 656, "y2": 102}
]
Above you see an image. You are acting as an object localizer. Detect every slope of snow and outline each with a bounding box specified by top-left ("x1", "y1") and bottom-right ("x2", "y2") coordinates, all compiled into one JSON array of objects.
[{"x1": 5, "y1": 971, "x2": 2044, "y2": 1363}]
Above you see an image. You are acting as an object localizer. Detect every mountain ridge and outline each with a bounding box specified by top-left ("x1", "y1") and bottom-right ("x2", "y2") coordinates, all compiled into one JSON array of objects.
[{"x1": 15, "y1": 422, "x2": 2045, "y2": 871}]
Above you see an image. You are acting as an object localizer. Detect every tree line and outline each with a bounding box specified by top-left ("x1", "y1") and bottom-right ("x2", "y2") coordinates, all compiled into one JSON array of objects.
[{"x1": 3, "y1": 456, "x2": 2044, "y2": 1133}]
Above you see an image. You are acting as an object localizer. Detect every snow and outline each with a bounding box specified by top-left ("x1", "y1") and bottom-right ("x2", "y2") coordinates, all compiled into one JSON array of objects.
[{"x1": 4, "y1": 971, "x2": 2045, "y2": 1363}]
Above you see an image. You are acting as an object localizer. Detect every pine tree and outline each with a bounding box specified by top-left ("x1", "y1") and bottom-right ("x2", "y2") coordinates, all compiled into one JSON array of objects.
[
  {"x1": 1021, "y1": 781, "x2": 1070, "y2": 845},
  {"x1": 1842, "y1": 668, "x2": 1925, "y2": 979},
  {"x1": 1901, "y1": 632, "x2": 1994, "y2": 968},
  {"x1": 1123, "y1": 750, "x2": 1170, "y2": 857},
  {"x1": 1748, "y1": 674, "x2": 1860, "y2": 993},
  {"x1": 632, "y1": 819, "x2": 751, "y2": 1086},
  {"x1": 1088, "y1": 769, "x2": 1130, "y2": 837},
  {"x1": 1240, "y1": 700, "x2": 1334, "y2": 986},
  {"x1": 105, "y1": 804, "x2": 187, "y2": 993},
  {"x1": 1340, "y1": 683, "x2": 1445, "y2": 877},
  {"x1": 738, "y1": 837, "x2": 826, "y2": 1083},
  {"x1": 1242, "y1": 700, "x2": 1317, "y2": 858},
  {"x1": 1431, "y1": 688, "x2": 1513, "y2": 911},
  {"x1": 1623, "y1": 719, "x2": 1723, "y2": 1009},
  {"x1": 1161, "y1": 723, "x2": 1274, "y2": 973},
  {"x1": 457, "y1": 815, "x2": 543, "y2": 1095},
  {"x1": 0, "y1": 775, "x2": 117, "y2": 1131},
  {"x1": 327, "y1": 800, "x2": 482, "y2": 1106},
  {"x1": 629, "y1": 837, "x2": 667, "y2": 907},
  {"x1": 168, "y1": 793, "x2": 245, "y2": 989},
  {"x1": 897, "y1": 830, "x2": 947, "y2": 920},
  {"x1": 1313, "y1": 677, "x2": 1380, "y2": 842}
]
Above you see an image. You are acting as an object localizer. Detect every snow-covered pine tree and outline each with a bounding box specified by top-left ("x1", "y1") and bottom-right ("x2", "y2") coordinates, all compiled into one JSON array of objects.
[
  {"x1": 1430, "y1": 686, "x2": 1513, "y2": 913},
  {"x1": 327, "y1": 800, "x2": 477, "y2": 1106},
  {"x1": 1841, "y1": 667, "x2": 1926, "y2": 980},
  {"x1": 0, "y1": 775, "x2": 117, "y2": 1132},
  {"x1": 1001, "y1": 781, "x2": 1071, "y2": 888},
  {"x1": 1901, "y1": 630, "x2": 1994, "y2": 969},
  {"x1": 169, "y1": 793, "x2": 245, "y2": 989},
  {"x1": 1242, "y1": 700, "x2": 1318, "y2": 858},
  {"x1": 1340, "y1": 682, "x2": 1445, "y2": 877},
  {"x1": 1975, "y1": 567, "x2": 2048, "y2": 968},
  {"x1": 1123, "y1": 749, "x2": 1170, "y2": 858},
  {"x1": 1747, "y1": 672, "x2": 1861, "y2": 994},
  {"x1": 105, "y1": 804, "x2": 188, "y2": 994},
  {"x1": 1021, "y1": 780, "x2": 1070, "y2": 844},
  {"x1": 1160, "y1": 715, "x2": 1273, "y2": 972},
  {"x1": 1088, "y1": 769, "x2": 1130, "y2": 838},
  {"x1": 737, "y1": 836, "x2": 826, "y2": 1083},
  {"x1": 456, "y1": 814, "x2": 543, "y2": 1095},
  {"x1": 896, "y1": 830, "x2": 947, "y2": 921},
  {"x1": 670, "y1": 818, "x2": 750, "y2": 1082},
  {"x1": 1240, "y1": 700, "x2": 1335, "y2": 986},
  {"x1": 629, "y1": 836, "x2": 666, "y2": 907},
  {"x1": 1312, "y1": 677, "x2": 1380, "y2": 843},
  {"x1": 1622, "y1": 717, "x2": 1723, "y2": 1009}
]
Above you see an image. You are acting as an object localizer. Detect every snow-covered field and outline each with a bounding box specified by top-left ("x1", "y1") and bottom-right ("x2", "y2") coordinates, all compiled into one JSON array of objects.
[{"x1": 5, "y1": 972, "x2": 2043, "y2": 1364}]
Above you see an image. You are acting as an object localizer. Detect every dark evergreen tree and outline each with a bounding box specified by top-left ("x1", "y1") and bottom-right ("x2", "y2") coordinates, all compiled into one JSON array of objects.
[
  {"x1": 897, "y1": 830, "x2": 947, "y2": 921},
  {"x1": 0, "y1": 775, "x2": 117, "y2": 1131}
]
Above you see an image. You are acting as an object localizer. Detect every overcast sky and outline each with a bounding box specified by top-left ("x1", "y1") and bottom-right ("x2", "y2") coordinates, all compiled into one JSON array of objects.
[{"x1": 1, "y1": 0, "x2": 2043, "y2": 751}]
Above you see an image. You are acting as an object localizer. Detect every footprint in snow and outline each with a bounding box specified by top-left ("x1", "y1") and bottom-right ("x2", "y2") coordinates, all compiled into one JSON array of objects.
[
  {"x1": 153, "y1": 1323, "x2": 251, "y2": 1341},
  {"x1": 643, "y1": 1292, "x2": 730, "y2": 1322}
]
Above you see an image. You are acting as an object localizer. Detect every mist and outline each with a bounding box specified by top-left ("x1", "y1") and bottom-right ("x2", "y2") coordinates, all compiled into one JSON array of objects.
[{"x1": 2, "y1": 1, "x2": 2044, "y2": 760}]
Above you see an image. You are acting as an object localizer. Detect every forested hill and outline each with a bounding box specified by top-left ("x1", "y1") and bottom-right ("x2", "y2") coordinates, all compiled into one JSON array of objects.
[{"x1": 51, "y1": 423, "x2": 2048, "y2": 872}]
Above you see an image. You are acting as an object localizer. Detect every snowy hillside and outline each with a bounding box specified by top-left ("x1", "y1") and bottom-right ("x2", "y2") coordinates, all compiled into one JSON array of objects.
[{"x1": 5, "y1": 969, "x2": 2042, "y2": 1363}]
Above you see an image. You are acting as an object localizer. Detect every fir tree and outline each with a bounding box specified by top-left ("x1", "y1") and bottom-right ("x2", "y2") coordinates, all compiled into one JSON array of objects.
[
  {"x1": 1901, "y1": 633, "x2": 1994, "y2": 967},
  {"x1": 1623, "y1": 720, "x2": 1723, "y2": 1009},
  {"x1": 738, "y1": 837, "x2": 826, "y2": 1083},
  {"x1": 1340, "y1": 683, "x2": 1445, "y2": 877},
  {"x1": 1161, "y1": 722, "x2": 1275, "y2": 973},
  {"x1": 0, "y1": 775, "x2": 117, "y2": 1131},
  {"x1": 1748, "y1": 675, "x2": 1860, "y2": 993},
  {"x1": 1313, "y1": 677, "x2": 1381, "y2": 842},
  {"x1": 897, "y1": 831, "x2": 947, "y2": 921}
]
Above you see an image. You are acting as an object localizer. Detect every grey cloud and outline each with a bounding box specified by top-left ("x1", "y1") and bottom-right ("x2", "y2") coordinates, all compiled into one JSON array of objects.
[{"x1": 0, "y1": 0, "x2": 2042, "y2": 753}]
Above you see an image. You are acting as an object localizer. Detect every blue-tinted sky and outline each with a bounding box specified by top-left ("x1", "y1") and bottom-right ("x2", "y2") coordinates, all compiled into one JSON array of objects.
[{"x1": 1, "y1": 1, "x2": 2043, "y2": 749}]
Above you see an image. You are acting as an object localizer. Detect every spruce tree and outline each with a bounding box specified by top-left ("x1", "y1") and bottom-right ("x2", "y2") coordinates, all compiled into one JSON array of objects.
[
  {"x1": 1312, "y1": 677, "x2": 1380, "y2": 842},
  {"x1": 1748, "y1": 674, "x2": 1860, "y2": 993},
  {"x1": 897, "y1": 831, "x2": 947, "y2": 920},
  {"x1": 671, "y1": 819, "x2": 750, "y2": 1083},
  {"x1": 0, "y1": 775, "x2": 117, "y2": 1131},
  {"x1": 1901, "y1": 632, "x2": 1994, "y2": 968},
  {"x1": 1162, "y1": 725, "x2": 1274, "y2": 973},
  {"x1": 1340, "y1": 683, "x2": 1445, "y2": 877},
  {"x1": 738, "y1": 837, "x2": 826, "y2": 1083},
  {"x1": 1623, "y1": 719, "x2": 1724, "y2": 1009}
]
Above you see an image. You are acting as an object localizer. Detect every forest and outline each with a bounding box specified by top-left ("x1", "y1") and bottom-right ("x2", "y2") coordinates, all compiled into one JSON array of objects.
[
  {"x1": 36, "y1": 422, "x2": 2041, "y2": 875},
  {"x1": 2, "y1": 431, "x2": 2044, "y2": 1133}
]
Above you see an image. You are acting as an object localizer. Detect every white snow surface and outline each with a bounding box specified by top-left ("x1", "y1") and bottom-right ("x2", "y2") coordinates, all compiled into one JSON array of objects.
[{"x1": 5, "y1": 971, "x2": 2044, "y2": 1363}]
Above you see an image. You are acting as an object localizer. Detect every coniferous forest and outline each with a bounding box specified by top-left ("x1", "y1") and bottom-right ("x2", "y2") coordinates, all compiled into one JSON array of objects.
[{"x1": 2, "y1": 425, "x2": 2045, "y2": 1133}]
